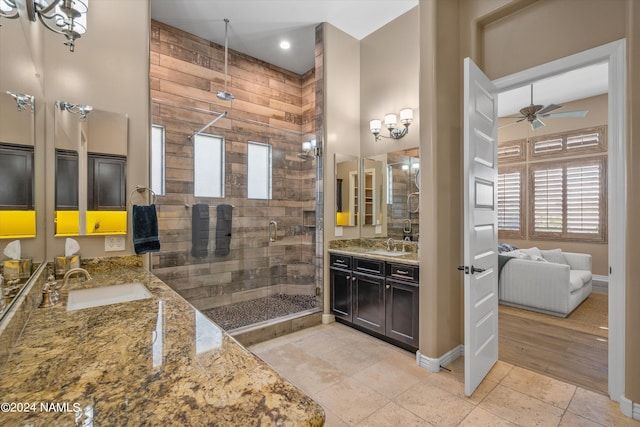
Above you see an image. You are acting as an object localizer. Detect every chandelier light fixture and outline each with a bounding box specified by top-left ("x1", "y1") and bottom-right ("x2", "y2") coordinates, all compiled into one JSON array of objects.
[
  {"x1": 1, "y1": 0, "x2": 88, "y2": 51},
  {"x1": 369, "y1": 108, "x2": 413, "y2": 142},
  {"x1": 56, "y1": 100, "x2": 92, "y2": 120}
]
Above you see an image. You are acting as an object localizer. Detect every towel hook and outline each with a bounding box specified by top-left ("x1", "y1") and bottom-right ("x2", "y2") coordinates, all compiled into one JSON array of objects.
[{"x1": 129, "y1": 185, "x2": 156, "y2": 206}]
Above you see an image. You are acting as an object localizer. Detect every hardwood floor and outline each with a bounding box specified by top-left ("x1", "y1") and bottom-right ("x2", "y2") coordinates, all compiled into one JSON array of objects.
[{"x1": 498, "y1": 293, "x2": 608, "y2": 395}]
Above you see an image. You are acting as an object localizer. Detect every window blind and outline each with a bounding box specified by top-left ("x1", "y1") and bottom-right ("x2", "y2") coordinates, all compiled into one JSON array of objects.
[
  {"x1": 497, "y1": 171, "x2": 521, "y2": 231},
  {"x1": 533, "y1": 167, "x2": 563, "y2": 233},
  {"x1": 566, "y1": 164, "x2": 600, "y2": 234}
]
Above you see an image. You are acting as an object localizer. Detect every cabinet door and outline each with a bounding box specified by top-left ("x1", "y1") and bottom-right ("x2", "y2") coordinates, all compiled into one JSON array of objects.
[
  {"x1": 353, "y1": 273, "x2": 385, "y2": 334},
  {"x1": 385, "y1": 280, "x2": 419, "y2": 348},
  {"x1": 330, "y1": 268, "x2": 352, "y2": 322}
]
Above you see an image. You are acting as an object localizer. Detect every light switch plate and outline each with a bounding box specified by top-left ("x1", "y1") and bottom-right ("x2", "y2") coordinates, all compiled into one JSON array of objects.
[
  {"x1": 375, "y1": 225, "x2": 382, "y2": 234},
  {"x1": 105, "y1": 236, "x2": 126, "y2": 252},
  {"x1": 335, "y1": 226, "x2": 343, "y2": 237}
]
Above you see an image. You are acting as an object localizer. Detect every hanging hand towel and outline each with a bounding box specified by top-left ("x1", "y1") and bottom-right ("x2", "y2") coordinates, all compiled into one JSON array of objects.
[
  {"x1": 215, "y1": 204, "x2": 233, "y2": 256},
  {"x1": 132, "y1": 204, "x2": 161, "y2": 254},
  {"x1": 192, "y1": 204, "x2": 210, "y2": 257}
]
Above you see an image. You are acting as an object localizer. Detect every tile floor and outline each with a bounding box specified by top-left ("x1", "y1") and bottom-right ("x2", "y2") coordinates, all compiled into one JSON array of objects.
[{"x1": 249, "y1": 322, "x2": 640, "y2": 427}]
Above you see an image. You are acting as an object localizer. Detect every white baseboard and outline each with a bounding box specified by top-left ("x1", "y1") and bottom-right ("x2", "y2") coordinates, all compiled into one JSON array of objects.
[
  {"x1": 592, "y1": 274, "x2": 609, "y2": 294},
  {"x1": 620, "y1": 395, "x2": 633, "y2": 418},
  {"x1": 416, "y1": 345, "x2": 464, "y2": 373},
  {"x1": 634, "y1": 400, "x2": 640, "y2": 421},
  {"x1": 321, "y1": 313, "x2": 335, "y2": 324}
]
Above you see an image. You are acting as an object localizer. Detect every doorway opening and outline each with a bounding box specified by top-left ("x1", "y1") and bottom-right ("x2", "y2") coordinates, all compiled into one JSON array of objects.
[{"x1": 489, "y1": 39, "x2": 626, "y2": 401}]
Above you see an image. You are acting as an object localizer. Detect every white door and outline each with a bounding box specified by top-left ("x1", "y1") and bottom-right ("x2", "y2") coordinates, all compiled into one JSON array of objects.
[{"x1": 462, "y1": 58, "x2": 499, "y2": 396}]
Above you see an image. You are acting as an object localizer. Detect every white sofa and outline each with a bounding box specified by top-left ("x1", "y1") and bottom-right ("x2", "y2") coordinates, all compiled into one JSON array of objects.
[{"x1": 498, "y1": 248, "x2": 592, "y2": 317}]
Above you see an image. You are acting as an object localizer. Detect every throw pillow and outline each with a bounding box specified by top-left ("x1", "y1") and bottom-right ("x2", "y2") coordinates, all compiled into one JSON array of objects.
[
  {"x1": 541, "y1": 248, "x2": 569, "y2": 265},
  {"x1": 520, "y1": 247, "x2": 542, "y2": 258}
]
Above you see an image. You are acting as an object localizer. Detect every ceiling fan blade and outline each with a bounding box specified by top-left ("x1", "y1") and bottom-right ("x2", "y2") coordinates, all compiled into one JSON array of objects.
[
  {"x1": 541, "y1": 110, "x2": 589, "y2": 118},
  {"x1": 536, "y1": 103, "x2": 563, "y2": 115},
  {"x1": 531, "y1": 118, "x2": 545, "y2": 130},
  {"x1": 498, "y1": 120, "x2": 522, "y2": 129}
]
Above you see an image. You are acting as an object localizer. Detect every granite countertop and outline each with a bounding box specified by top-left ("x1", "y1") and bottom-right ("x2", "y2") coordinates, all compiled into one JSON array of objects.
[
  {"x1": 328, "y1": 246, "x2": 419, "y2": 266},
  {"x1": 0, "y1": 259, "x2": 324, "y2": 426}
]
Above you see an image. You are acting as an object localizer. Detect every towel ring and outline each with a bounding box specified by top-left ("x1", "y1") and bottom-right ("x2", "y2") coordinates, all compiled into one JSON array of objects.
[{"x1": 129, "y1": 186, "x2": 156, "y2": 206}]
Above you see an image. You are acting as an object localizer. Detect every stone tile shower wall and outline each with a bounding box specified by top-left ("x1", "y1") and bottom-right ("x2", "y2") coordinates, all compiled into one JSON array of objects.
[{"x1": 150, "y1": 21, "x2": 318, "y2": 312}]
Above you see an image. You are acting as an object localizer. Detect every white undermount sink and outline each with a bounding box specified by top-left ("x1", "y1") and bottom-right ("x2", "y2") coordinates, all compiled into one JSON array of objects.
[
  {"x1": 367, "y1": 250, "x2": 411, "y2": 257},
  {"x1": 67, "y1": 283, "x2": 153, "y2": 311}
]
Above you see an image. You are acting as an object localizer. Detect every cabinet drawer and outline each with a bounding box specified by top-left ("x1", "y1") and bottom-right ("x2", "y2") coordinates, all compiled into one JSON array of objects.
[
  {"x1": 330, "y1": 253, "x2": 352, "y2": 269},
  {"x1": 354, "y1": 257, "x2": 385, "y2": 276},
  {"x1": 387, "y1": 263, "x2": 419, "y2": 283}
]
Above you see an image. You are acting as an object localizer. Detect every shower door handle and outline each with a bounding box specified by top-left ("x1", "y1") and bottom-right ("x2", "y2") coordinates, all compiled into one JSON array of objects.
[{"x1": 269, "y1": 220, "x2": 278, "y2": 242}]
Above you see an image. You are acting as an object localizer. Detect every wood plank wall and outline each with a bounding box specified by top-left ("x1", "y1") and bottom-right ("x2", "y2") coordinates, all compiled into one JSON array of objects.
[{"x1": 150, "y1": 20, "x2": 317, "y2": 312}]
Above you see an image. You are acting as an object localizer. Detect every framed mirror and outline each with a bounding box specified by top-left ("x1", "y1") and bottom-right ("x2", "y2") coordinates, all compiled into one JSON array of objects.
[
  {"x1": 54, "y1": 103, "x2": 128, "y2": 236},
  {"x1": 0, "y1": 91, "x2": 36, "y2": 240},
  {"x1": 334, "y1": 153, "x2": 358, "y2": 227},
  {"x1": 386, "y1": 148, "x2": 419, "y2": 240},
  {"x1": 360, "y1": 156, "x2": 385, "y2": 237}
]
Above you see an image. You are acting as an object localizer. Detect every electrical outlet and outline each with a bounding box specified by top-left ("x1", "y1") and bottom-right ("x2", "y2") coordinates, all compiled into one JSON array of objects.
[{"x1": 105, "y1": 236, "x2": 126, "y2": 252}]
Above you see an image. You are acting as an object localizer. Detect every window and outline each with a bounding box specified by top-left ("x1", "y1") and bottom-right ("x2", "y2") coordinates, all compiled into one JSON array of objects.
[
  {"x1": 497, "y1": 165, "x2": 525, "y2": 239},
  {"x1": 151, "y1": 124, "x2": 165, "y2": 196},
  {"x1": 194, "y1": 134, "x2": 224, "y2": 198},
  {"x1": 528, "y1": 126, "x2": 607, "y2": 159},
  {"x1": 247, "y1": 141, "x2": 272, "y2": 199},
  {"x1": 0, "y1": 143, "x2": 34, "y2": 210},
  {"x1": 529, "y1": 157, "x2": 606, "y2": 242}
]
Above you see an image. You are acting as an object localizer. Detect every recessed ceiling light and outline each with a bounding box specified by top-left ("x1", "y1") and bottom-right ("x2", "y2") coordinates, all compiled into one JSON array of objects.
[{"x1": 280, "y1": 40, "x2": 291, "y2": 50}]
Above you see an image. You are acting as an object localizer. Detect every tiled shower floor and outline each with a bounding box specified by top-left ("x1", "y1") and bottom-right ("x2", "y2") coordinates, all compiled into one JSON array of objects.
[{"x1": 202, "y1": 294, "x2": 318, "y2": 331}]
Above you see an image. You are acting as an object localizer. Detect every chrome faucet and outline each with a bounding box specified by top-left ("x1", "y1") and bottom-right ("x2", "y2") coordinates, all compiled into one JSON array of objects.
[
  {"x1": 61, "y1": 268, "x2": 92, "y2": 289},
  {"x1": 386, "y1": 238, "x2": 395, "y2": 252}
]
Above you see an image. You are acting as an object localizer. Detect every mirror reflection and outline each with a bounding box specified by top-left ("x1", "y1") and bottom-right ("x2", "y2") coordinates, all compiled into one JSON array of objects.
[
  {"x1": 361, "y1": 157, "x2": 384, "y2": 229},
  {"x1": 54, "y1": 103, "x2": 128, "y2": 236},
  {"x1": 0, "y1": 91, "x2": 36, "y2": 239},
  {"x1": 386, "y1": 148, "x2": 419, "y2": 240},
  {"x1": 335, "y1": 153, "x2": 358, "y2": 226}
]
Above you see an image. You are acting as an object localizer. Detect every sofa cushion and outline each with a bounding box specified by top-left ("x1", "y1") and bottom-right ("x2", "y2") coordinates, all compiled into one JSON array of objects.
[
  {"x1": 520, "y1": 247, "x2": 542, "y2": 258},
  {"x1": 541, "y1": 249, "x2": 568, "y2": 265},
  {"x1": 569, "y1": 270, "x2": 591, "y2": 291},
  {"x1": 502, "y1": 249, "x2": 548, "y2": 262}
]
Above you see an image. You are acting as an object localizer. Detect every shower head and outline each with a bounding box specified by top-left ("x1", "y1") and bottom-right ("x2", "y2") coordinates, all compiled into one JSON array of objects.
[
  {"x1": 297, "y1": 152, "x2": 315, "y2": 160},
  {"x1": 218, "y1": 18, "x2": 234, "y2": 102},
  {"x1": 217, "y1": 91, "x2": 235, "y2": 101}
]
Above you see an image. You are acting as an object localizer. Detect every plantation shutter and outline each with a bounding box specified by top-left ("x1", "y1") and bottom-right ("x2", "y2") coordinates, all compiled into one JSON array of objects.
[
  {"x1": 533, "y1": 167, "x2": 563, "y2": 233},
  {"x1": 497, "y1": 171, "x2": 521, "y2": 231},
  {"x1": 566, "y1": 163, "x2": 600, "y2": 234}
]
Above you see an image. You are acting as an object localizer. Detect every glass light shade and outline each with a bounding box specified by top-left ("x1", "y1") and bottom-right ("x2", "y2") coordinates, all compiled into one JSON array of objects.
[
  {"x1": 400, "y1": 108, "x2": 413, "y2": 124},
  {"x1": 310, "y1": 139, "x2": 317, "y2": 148},
  {"x1": 369, "y1": 119, "x2": 381, "y2": 134},
  {"x1": 384, "y1": 113, "x2": 397, "y2": 128},
  {"x1": 301, "y1": 141, "x2": 312, "y2": 151},
  {"x1": 0, "y1": 0, "x2": 16, "y2": 13},
  {"x1": 401, "y1": 164, "x2": 409, "y2": 171}
]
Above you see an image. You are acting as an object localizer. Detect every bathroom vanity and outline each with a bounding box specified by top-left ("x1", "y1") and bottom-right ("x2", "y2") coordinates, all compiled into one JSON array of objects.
[
  {"x1": 329, "y1": 241, "x2": 419, "y2": 351},
  {"x1": 0, "y1": 256, "x2": 324, "y2": 426}
]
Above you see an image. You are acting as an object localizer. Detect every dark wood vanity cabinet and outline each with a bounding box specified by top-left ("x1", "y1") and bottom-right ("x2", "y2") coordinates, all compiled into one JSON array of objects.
[
  {"x1": 330, "y1": 253, "x2": 419, "y2": 350},
  {"x1": 385, "y1": 263, "x2": 420, "y2": 348}
]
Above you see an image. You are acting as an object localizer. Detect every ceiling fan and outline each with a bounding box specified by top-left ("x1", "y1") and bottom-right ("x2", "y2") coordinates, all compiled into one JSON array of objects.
[{"x1": 500, "y1": 84, "x2": 588, "y2": 130}]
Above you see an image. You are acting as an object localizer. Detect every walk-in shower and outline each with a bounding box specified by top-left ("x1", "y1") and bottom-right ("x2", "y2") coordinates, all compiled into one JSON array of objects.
[{"x1": 150, "y1": 100, "x2": 322, "y2": 334}]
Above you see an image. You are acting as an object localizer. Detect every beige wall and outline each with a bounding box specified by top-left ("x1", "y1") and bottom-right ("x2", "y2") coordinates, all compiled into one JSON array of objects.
[
  {"x1": 419, "y1": 0, "x2": 639, "y2": 405},
  {"x1": 499, "y1": 94, "x2": 609, "y2": 275},
  {"x1": 625, "y1": 0, "x2": 640, "y2": 403},
  {"x1": 323, "y1": 24, "x2": 361, "y2": 243},
  {"x1": 360, "y1": 7, "x2": 420, "y2": 158}
]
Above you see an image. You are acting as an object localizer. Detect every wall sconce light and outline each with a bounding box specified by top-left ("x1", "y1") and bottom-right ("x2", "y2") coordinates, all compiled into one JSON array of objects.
[
  {"x1": 56, "y1": 100, "x2": 92, "y2": 120},
  {"x1": 1, "y1": 0, "x2": 88, "y2": 51},
  {"x1": 0, "y1": 1, "x2": 19, "y2": 22},
  {"x1": 369, "y1": 108, "x2": 413, "y2": 142},
  {"x1": 6, "y1": 91, "x2": 35, "y2": 112},
  {"x1": 298, "y1": 139, "x2": 320, "y2": 159}
]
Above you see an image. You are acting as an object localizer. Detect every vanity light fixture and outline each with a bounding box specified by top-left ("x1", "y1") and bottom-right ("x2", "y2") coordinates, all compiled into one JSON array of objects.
[
  {"x1": 6, "y1": 91, "x2": 35, "y2": 112},
  {"x1": 56, "y1": 100, "x2": 92, "y2": 120},
  {"x1": 298, "y1": 139, "x2": 320, "y2": 159},
  {"x1": 4, "y1": 0, "x2": 88, "y2": 51},
  {"x1": 369, "y1": 108, "x2": 413, "y2": 142},
  {"x1": 0, "y1": 0, "x2": 19, "y2": 22}
]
